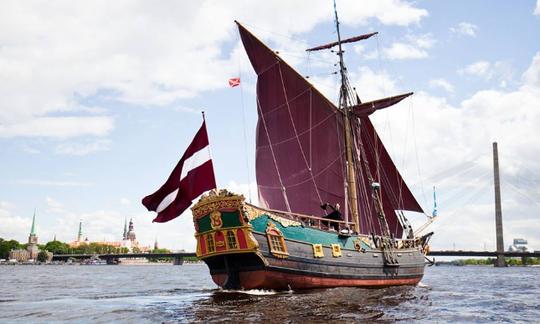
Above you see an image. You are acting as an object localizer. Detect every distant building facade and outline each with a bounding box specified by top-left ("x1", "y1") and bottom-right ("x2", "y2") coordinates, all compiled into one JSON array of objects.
[
  {"x1": 508, "y1": 238, "x2": 529, "y2": 252},
  {"x1": 69, "y1": 218, "x2": 150, "y2": 252}
]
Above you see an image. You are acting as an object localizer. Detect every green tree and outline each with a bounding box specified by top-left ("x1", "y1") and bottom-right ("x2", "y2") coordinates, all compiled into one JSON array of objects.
[
  {"x1": 0, "y1": 238, "x2": 22, "y2": 259},
  {"x1": 149, "y1": 248, "x2": 172, "y2": 262},
  {"x1": 44, "y1": 240, "x2": 70, "y2": 254},
  {"x1": 37, "y1": 250, "x2": 49, "y2": 263}
]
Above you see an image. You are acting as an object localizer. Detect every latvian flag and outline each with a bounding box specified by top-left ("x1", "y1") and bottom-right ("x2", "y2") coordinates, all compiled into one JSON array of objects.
[
  {"x1": 228, "y1": 77, "x2": 240, "y2": 87},
  {"x1": 142, "y1": 119, "x2": 216, "y2": 223}
]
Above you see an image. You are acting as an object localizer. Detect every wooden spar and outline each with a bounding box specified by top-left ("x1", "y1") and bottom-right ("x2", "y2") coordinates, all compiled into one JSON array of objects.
[
  {"x1": 333, "y1": 2, "x2": 360, "y2": 233},
  {"x1": 306, "y1": 32, "x2": 378, "y2": 52}
]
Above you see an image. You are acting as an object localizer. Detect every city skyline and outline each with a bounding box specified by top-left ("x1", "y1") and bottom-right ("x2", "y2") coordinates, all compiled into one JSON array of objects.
[{"x1": 1, "y1": 1, "x2": 540, "y2": 251}]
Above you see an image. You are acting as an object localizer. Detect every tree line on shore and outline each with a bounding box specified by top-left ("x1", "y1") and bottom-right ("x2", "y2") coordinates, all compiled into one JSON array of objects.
[
  {"x1": 0, "y1": 237, "x2": 197, "y2": 262},
  {"x1": 439, "y1": 257, "x2": 540, "y2": 266}
]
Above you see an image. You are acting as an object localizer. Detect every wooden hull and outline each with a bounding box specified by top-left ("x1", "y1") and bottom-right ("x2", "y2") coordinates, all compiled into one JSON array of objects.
[
  {"x1": 202, "y1": 231, "x2": 425, "y2": 290},
  {"x1": 211, "y1": 270, "x2": 422, "y2": 290},
  {"x1": 191, "y1": 191, "x2": 427, "y2": 291}
]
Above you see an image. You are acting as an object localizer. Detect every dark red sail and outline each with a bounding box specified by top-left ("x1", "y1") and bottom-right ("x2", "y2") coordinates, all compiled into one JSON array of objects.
[
  {"x1": 352, "y1": 92, "x2": 413, "y2": 117},
  {"x1": 237, "y1": 22, "x2": 423, "y2": 237},
  {"x1": 353, "y1": 117, "x2": 424, "y2": 236},
  {"x1": 237, "y1": 22, "x2": 347, "y2": 218}
]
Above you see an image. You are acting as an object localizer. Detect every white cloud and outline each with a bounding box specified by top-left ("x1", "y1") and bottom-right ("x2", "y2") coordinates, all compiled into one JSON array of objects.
[
  {"x1": 226, "y1": 181, "x2": 258, "y2": 205},
  {"x1": 55, "y1": 139, "x2": 111, "y2": 155},
  {"x1": 46, "y1": 197, "x2": 65, "y2": 214},
  {"x1": 21, "y1": 144, "x2": 41, "y2": 154},
  {"x1": 0, "y1": 201, "x2": 15, "y2": 209},
  {"x1": 450, "y1": 22, "x2": 478, "y2": 37},
  {"x1": 458, "y1": 60, "x2": 514, "y2": 84},
  {"x1": 0, "y1": 206, "x2": 32, "y2": 241},
  {"x1": 0, "y1": 1, "x2": 427, "y2": 138},
  {"x1": 337, "y1": 1, "x2": 428, "y2": 26},
  {"x1": 362, "y1": 52, "x2": 540, "y2": 250},
  {"x1": 535, "y1": 0, "x2": 540, "y2": 15},
  {"x1": 459, "y1": 61, "x2": 491, "y2": 77},
  {"x1": 120, "y1": 198, "x2": 131, "y2": 206},
  {"x1": 429, "y1": 78, "x2": 455, "y2": 93},
  {"x1": 384, "y1": 43, "x2": 428, "y2": 60},
  {"x1": 375, "y1": 33, "x2": 435, "y2": 60},
  {"x1": 15, "y1": 179, "x2": 93, "y2": 187},
  {"x1": 353, "y1": 44, "x2": 366, "y2": 56},
  {"x1": 0, "y1": 116, "x2": 114, "y2": 139},
  {"x1": 522, "y1": 53, "x2": 540, "y2": 90}
]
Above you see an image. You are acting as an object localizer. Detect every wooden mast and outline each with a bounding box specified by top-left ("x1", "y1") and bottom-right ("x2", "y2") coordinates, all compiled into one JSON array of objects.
[{"x1": 333, "y1": 1, "x2": 360, "y2": 233}]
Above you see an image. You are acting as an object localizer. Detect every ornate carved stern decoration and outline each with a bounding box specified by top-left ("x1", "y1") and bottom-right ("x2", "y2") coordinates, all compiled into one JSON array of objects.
[{"x1": 191, "y1": 189, "x2": 259, "y2": 259}]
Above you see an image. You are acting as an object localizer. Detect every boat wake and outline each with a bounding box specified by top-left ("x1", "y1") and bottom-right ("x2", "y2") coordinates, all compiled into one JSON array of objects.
[
  {"x1": 417, "y1": 281, "x2": 430, "y2": 289},
  {"x1": 219, "y1": 289, "x2": 278, "y2": 295}
]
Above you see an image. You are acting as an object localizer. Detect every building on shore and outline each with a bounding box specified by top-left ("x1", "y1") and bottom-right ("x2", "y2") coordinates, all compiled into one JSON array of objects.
[
  {"x1": 508, "y1": 238, "x2": 529, "y2": 252},
  {"x1": 69, "y1": 218, "x2": 151, "y2": 252},
  {"x1": 9, "y1": 211, "x2": 52, "y2": 262}
]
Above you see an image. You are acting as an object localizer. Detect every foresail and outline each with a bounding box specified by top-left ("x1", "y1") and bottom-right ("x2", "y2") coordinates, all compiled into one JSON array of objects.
[{"x1": 237, "y1": 22, "x2": 347, "y2": 218}]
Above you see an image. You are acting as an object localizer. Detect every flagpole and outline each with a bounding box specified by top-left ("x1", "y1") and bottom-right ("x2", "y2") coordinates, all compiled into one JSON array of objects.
[{"x1": 202, "y1": 110, "x2": 218, "y2": 190}]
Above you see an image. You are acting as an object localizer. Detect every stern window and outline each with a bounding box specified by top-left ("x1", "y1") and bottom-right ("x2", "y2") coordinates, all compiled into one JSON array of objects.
[
  {"x1": 207, "y1": 234, "x2": 215, "y2": 253},
  {"x1": 226, "y1": 231, "x2": 238, "y2": 249}
]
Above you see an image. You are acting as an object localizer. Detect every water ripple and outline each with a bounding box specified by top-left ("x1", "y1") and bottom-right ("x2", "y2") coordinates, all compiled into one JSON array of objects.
[{"x1": 0, "y1": 264, "x2": 539, "y2": 322}]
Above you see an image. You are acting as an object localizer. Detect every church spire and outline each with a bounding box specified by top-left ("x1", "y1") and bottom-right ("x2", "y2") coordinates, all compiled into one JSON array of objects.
[
  {"x1": 123, "y1": 217, "x2": 127, "y2": 240},
  {"x1": 30, "y1": 209, "x2": 36, "y2": 235},
  {"x1": 77, "y1": 220, "x2": 83, "y2": 242}
]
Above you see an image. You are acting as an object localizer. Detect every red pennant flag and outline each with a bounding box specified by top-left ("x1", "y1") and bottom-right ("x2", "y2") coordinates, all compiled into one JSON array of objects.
[
  {"x1": 142, "y1": 119, "x2": 217, "y2": 223},
  {"x1": 228, "y1": 77, "x2": 240, "y2": 87}
]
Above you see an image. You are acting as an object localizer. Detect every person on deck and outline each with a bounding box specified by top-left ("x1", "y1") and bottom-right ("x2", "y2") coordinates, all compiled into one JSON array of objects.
[{"x1": 320, "y1": 202, "x2": 341, "y2": 231}]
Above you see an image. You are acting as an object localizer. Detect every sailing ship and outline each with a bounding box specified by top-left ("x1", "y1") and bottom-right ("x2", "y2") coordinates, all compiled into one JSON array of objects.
[{"x1": 189, "y1": 11, "x2": 434, "y2": 290}]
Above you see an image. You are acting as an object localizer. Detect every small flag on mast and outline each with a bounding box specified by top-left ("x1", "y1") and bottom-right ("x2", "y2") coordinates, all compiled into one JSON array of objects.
[
  {"x1": 228, "y1": 77, "x2": 241, "y2": 87},
  {"x1": 142, "y1": 118, "x2": 217, "y2": 223}
]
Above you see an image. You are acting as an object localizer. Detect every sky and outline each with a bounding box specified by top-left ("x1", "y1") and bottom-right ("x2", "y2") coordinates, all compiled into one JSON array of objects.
[{"x1": 1, "y1": 0, "x2": 539, "y2": 252}]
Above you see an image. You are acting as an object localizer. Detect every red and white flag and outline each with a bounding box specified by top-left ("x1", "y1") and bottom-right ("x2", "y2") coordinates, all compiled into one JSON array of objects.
[
  {"x1": 228, "y1": 77, "x2": 240, "y2": 87},
  {"x1": 142, "y1": 119, "x2": 216, "y2": 223}
]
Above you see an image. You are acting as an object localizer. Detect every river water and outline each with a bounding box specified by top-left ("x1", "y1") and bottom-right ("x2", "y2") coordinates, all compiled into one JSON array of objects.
[{"x1": 0, "y1": 263, "x2": 538, "y2": 323}]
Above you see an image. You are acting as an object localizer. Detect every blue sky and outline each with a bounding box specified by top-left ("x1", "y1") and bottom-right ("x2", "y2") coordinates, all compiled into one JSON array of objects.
[{"x1": 1, "y1": 0, "x2": 539, "y2": 252}]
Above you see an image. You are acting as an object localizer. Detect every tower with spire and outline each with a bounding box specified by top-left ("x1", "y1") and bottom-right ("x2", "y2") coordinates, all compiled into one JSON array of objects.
[
  {"x1": 122, "y1": 217, "x2": 128, "y2": 240},
  {"x1": 126, "y1": 218, "x2": 136, "y2": 241},
  {"x1": 27, "y1": 209, "x2": 39, "y2": 259},
  {"x1": 77, "y1": 220, "x2": 83, "y2": 242}
]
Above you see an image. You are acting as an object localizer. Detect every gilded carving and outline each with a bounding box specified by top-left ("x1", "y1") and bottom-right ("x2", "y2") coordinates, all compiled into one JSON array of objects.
[
  {"x1": 210, "y1": 210, "x2": 223, "y2": 229},
  {"x1": 243, "y1": 204, "x2": 301, "y2": 227},
  {"x1": 331, "y1": 244, "x2": 342, "y2": 257},
  {"x1": 266, "y1": 222, "x2": 289, "y2": 258},
  {"x1": 312, "y1": 244, "x2": 324, "y2": 258},
  {"x1": 191, "y1": 189, "x2": 244, "y2": 219}
]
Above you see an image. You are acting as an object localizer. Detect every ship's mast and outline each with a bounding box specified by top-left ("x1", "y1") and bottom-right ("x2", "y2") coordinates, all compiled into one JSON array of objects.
[{"x1": 333, "y1": 1, "x2": 360, "y2": 233}]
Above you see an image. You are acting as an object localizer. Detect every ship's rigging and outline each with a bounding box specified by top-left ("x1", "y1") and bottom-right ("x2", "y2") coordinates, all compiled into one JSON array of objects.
[{"x1": 235, "y1": 3, "x2": 424, "y2": 241}]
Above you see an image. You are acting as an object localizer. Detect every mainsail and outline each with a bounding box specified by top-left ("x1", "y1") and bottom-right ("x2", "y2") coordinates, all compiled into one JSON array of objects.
[{"x1": 237, "y1": 22, "x2": 423, "y2": 237}]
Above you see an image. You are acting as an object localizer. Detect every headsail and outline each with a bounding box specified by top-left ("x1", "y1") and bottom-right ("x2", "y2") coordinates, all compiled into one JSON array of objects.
[
  {"x1": 353, "y1": 117, "x2": 424, "y2": 236},
  {"x1": 237, "y1": 22, "x2": 424, "y2": 237}
]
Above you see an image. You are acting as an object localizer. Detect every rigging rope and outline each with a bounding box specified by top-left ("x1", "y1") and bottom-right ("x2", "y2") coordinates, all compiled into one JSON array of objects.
[
  {"x1": 255, "y1": 95, "x2": 292, "y2": 213},
  {"x1": 237, "y1": 33, "x2": 253, "y2": 203}
]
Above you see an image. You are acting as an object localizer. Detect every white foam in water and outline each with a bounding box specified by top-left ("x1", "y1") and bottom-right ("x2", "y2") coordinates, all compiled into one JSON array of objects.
[
  {"x1": 241, "y1": 289, "x2": 278, "y2": 296},
  {"x1": 219, "y1": 288, "x2": 278, "y2": 295},
  {"x1": 417, "y1": 281, "x2": 430, "y2": 288}
]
